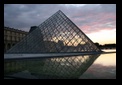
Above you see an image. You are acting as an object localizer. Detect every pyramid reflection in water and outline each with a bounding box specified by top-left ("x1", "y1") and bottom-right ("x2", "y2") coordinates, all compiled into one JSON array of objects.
[{"x1": 6, "y1": 10, "x2": 101, "y2": 79}]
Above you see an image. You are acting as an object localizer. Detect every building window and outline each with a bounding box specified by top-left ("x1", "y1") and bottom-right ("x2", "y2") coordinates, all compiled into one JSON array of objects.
[
  {"x1": 15, "y1": 37, "x2": 16, "y2": 41},
  {"x1": 17, "y1": 37, "x2": 20, "y2": 41},
  {"x1": 16, "y1": 37, "x2": 19, "y2": 41},
  {"x1": 23, "y1": 34, "x2": 26, "y2": 37},
  {"x1": 7, "y1": 36, "x2": 10, "y2": 41},
  {"x1": 10, "y1": 36, "x2": 12, "y2": 41},
  {"x1": 7, "y1": 31, "x2": 10, "y2": 34},
  {"x1": 20, "y1": 34, "x2": 22, "y2": 37},
  {"x1": 19, "y1": 37, "x2": 22, "y2": 40},
  {"x1": 12, "y1": 32, "x2": 15, "y2": 36},
  {"x1": 12, "y1": 36, "x2": 15, "y2": 41},
  {"x1": 16, "y1": 33, "x2": 18, "y2": 36}
]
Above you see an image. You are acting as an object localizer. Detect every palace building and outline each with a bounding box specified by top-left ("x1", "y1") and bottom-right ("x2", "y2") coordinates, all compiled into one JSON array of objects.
[{"x1": 4, "y1": 26, "x2": 28, "y2": 53}]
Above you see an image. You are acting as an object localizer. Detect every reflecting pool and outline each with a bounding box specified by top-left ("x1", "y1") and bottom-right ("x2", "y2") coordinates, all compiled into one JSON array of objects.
[{"x1": 80, "y1": 49, "x2": 116, "y2": 79}]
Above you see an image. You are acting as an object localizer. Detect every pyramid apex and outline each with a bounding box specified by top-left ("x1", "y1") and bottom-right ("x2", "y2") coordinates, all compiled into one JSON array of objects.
[{"x1": 58, "y1": 10, "x2": 62, "y2": 12}]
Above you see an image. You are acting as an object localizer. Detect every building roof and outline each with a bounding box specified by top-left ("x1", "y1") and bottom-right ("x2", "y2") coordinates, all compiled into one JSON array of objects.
[{"x1": 4, "y1": 26, "x2": 28, "y2": 34}]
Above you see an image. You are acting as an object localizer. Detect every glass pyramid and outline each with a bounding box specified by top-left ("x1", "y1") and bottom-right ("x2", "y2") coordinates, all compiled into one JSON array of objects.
[
  {"x1": 5, "y1": 10, "x2": 101, "y2": 79},
  {"x1": 6, "y1": 10, "x2": 100, "y2": 53}
]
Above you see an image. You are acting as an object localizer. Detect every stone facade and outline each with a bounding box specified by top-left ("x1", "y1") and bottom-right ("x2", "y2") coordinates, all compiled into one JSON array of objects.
[{"x1": 4, "y1": 27, "x2": 28, "y2": 53}]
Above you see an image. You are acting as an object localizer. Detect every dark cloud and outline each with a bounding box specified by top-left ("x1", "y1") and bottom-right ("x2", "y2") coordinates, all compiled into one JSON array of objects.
[
  {"x1": 4, "y1": 4, "x2": 116, "y2": 33},
  {"x1": 4, "y1": 4, "x2": 62, "y2": 31}
]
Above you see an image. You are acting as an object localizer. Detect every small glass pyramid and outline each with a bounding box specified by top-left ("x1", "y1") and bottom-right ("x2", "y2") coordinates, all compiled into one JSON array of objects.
[{"x1": 5, "y1": 10, "x2": 101, "y2": 79}]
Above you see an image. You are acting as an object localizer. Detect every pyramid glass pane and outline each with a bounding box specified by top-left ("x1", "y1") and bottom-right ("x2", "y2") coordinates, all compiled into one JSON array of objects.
[{"x1": 5, "y1": 10, "x2": 101, "y2": 79}]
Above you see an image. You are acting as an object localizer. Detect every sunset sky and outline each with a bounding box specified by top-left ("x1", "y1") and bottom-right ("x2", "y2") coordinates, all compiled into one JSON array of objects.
[{"x1": 4, "y1": 4, "x2": 116, "y2": 45}]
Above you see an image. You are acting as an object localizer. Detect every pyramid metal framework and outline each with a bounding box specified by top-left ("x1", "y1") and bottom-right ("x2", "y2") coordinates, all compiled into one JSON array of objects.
[{"x1": 5, "y1": 10, "x2": 101, "y2": 79}]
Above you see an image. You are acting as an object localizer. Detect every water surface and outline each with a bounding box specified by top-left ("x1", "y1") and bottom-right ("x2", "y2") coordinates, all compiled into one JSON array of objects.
[{"x1": 80, "y1": 49, "x2": 116, "y2": 79}]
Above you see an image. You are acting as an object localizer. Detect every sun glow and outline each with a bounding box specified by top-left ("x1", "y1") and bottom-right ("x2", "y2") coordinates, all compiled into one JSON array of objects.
[{"x1": 87, "y1": 29, "x2": 116, "y2": 45}]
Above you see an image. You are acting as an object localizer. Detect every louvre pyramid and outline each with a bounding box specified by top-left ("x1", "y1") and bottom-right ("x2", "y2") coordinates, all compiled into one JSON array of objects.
[
  {"x1": 5, "y1": 10, "x2": 102, "y2": 79},
  {"x1": 6, "y1": 10, "x2": 100, "y2": 53}
]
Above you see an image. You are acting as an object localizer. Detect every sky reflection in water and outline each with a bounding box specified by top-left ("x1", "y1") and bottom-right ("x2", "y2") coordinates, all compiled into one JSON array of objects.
[
  {"x1": 80, "y1": 49, "x2": 116, "y2": 79},
  {"x1": 94, "y1": 49, "x2": 116, "y2": 66}
]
